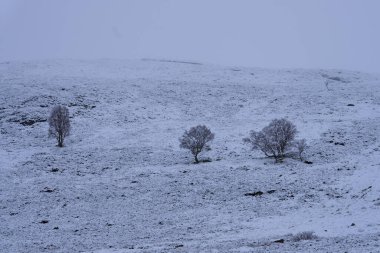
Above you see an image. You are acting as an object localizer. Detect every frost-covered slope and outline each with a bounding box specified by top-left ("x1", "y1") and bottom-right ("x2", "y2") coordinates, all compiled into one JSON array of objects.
[{"x1": 0, "y1": 59, "x2": 379, "y2": 252}]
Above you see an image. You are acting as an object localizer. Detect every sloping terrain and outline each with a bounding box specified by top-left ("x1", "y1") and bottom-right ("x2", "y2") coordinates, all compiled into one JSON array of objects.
[{"x1": 0, "y1": 59, "x2": 379, "y2": 252}]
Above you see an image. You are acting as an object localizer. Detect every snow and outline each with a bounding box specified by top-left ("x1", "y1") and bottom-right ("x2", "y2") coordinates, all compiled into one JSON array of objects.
[{"x1": 0, "y1": 59, "x2": 379, "y2": 252}]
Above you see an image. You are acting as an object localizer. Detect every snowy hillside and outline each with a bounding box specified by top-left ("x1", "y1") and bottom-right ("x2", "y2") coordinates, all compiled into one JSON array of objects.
[{"x1": 0, "y1": 59, "x2": 379, "y2": 252}]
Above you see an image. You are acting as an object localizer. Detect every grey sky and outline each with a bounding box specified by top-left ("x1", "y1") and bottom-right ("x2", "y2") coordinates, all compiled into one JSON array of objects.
[{"x1": 1, "y1": 0, "x2": 379, "y2": 73}]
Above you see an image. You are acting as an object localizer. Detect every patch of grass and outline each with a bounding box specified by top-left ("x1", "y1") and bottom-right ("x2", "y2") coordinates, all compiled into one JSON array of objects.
[{"x1": 292, "y1": 231, "x2": 317, "y2": 242}]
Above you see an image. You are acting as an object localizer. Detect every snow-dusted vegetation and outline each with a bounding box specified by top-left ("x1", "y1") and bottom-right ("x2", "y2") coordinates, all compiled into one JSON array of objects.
[{"x1": 0, "y1": 59, "x2": 379, "y2": 252}]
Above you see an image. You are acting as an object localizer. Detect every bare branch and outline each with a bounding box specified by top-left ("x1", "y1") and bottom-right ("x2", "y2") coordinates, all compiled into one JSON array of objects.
[{"x1": 295, "y1": 138, "x2": 307, "y2": 161}]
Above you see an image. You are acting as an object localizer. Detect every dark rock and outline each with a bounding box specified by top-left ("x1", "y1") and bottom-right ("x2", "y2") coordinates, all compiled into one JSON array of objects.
[
  {"x1": 274, "y1": 239, "x2": 285, "y2": 243},
  {"x1": 347, "y1": 104, "x2": 355, "y2": 106},
  {"x1": 174, "y1": 244, "x2": 184, "y2": 248},
  {"x1": 20, "y1": 119, "x2": 46, "y2": 126},
  {"x1": 43, "y1": 244, "x2": 58, "y2": 250},
  {"x1": 53, "y1": 227, "x2": 59, "y2": 230},
  {"x1": 83, "y1": 104, "x2": 96, "y2": 109},
  {"x1": 41, "y1": 187, "x2": 55, "y2": 193},
  {"x1": 39, "y1": 220, "x2": 49, "y2": 224},
  {"x1": 304, "y1": 160, "x2": 313, "y2": 164},
  {"x1": 245, "y1": 191, "x2": 264, "y2": 197},
  {"x1": 267, "y1": 190, "x2": 276, "y2": 194}
]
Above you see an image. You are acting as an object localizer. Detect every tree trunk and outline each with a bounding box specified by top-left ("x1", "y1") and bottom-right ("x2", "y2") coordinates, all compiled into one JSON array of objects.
[
  {"x1": 58, "y1": 135, "x2": 63, "y2": 147},
  {"x1": 274, "y1": 155, "x2": 283, "y2": 163},
  {"x1": 194, "y1": 154, "x2": 199, "y2": 163}
]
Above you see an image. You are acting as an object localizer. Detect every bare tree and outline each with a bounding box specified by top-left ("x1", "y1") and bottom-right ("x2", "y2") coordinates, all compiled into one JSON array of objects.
[
  {"x1": 295, "y1": 139, "x2": 307, "y2": 161},
  {"x1": 244, "y1": 118, "x2": 297, "y2": 162},
  {"x1": 48, "y1": 105, "x2": 71, "y2": 147},
  {"x1": 179, "y1": 125, "x2": 214, "y2": 163},
  {"x1": 324, "y1": 79, "x2": 330, "y2": 91}
]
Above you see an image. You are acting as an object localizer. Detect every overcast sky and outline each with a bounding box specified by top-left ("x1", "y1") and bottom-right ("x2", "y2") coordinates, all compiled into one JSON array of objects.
[{"x1": 1, "y1": 0, "x2": 379, "y2": 73}]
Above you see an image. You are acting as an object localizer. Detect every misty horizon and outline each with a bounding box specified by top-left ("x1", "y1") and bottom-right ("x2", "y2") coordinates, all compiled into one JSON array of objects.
[{"x1": 1, "y1": 0, "x2": 380, "y2": 73}]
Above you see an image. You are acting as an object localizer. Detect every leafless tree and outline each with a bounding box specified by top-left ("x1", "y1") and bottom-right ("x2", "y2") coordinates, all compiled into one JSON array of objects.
[
  {"x1": 48, "y1": 105, "x2": 71, "y2": 147},
  {"x1": 324, "y1": 79, "x2": 330, "y2": 91},
  {"x1": 295, "y1": 138, "x2": 307, "y2": 161},
  {"x1": 179, "y1": 125, "x2": 214, "y2": 163},
  {"x1": 244, "y1": 118, "x2": 297, "y2": 162}
]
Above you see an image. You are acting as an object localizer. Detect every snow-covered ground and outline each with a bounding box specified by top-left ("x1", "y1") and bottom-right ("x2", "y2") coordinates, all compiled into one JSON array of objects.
[{"x1": 0, "y1": 59, "x2": 379, "y2": 252}]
